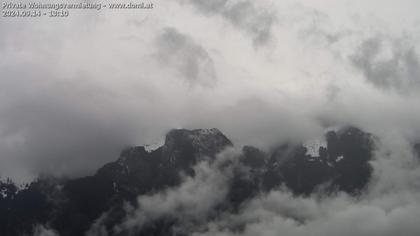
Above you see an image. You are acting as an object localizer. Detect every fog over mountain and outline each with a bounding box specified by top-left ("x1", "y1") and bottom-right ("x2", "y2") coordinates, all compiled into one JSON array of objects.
[{"x1": 1, "y1": 0, "x2": 420, "y2": 235}]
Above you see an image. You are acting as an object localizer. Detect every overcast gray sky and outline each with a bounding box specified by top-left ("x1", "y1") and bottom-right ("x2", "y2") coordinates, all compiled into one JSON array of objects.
[
  {"x1": 1, "y1": 0, "x2": 420, "y2": 182},
  {"x1": 3, "y1": 1, "x2": 420, "y2": 236}
]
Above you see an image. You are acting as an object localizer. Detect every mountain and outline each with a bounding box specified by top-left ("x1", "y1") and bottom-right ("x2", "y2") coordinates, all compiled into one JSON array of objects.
[{"x1": 0, "y1": 126, "x2": 401, "y2": 236}]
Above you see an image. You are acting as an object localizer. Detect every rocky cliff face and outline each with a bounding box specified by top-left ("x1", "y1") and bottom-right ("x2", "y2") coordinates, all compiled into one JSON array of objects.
[{"x1": 0, "y1": 127, "x2": 395, "y2": 235}]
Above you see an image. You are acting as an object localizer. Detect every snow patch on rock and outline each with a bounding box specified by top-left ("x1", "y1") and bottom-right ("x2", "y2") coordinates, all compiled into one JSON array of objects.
[
  {"x1": 303, "y1": 138, "x2": 327, "y2": 157},
  {"x1": 0, "y1": 189, "x2": 7, "y2": 198},
  {"x1": 145, "y1": 139, "x2": 165, "y2": 153}
]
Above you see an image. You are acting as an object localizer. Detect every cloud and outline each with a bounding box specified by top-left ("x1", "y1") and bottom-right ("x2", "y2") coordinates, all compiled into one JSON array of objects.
[
  {"x1": 0, "y1": 72, "x2": 136, "y2": 181},
  {"x1": 114, "y1": 149, "x2": 237, "y2": 235},
  {"x1": 181, "y1": 0, "x2": 277, "y2": 46},
  {"x1": 2, "y1": 2, "x2": 418, "y2": 234},
  {"x1": 95, "y1": 133, "x2": 420, "y2": 236},
  {"x1": 154, "y1": 27, "x2": 217, "y2": 87},
  {"x1": 33, "y1": 225, "x2": 59, "y2": 236},
  {"x1": 0, "y1": 0, "x2": 420, "y2": 187},
  {"x1": 351, "y1": 37, "x2": 420, "y2": 91},
  {"x1": 19, "y1": 1, "x2": 420, "y2": 235}
]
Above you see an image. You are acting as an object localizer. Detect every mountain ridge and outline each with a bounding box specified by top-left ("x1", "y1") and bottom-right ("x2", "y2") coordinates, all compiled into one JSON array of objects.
[{"x1": 0, "y1": 126, "x2": 414, "y2": 235}]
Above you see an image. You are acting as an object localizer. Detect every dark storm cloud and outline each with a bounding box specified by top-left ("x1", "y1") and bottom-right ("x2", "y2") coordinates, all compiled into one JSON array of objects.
[
  {"x1": 181, "y1": 0, "x2": 276, "y2": 46},
  {"x1": 351, "y1": 37, "x2": 420, "y2": 91},
  {"x1": 155, "y1": 27, "x2": 217, "y2": 87}
]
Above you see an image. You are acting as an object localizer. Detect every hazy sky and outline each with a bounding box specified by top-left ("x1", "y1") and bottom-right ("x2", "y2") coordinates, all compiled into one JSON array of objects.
[{"x1": 1, "y1": 0, "x2": 420, "y2": 181}]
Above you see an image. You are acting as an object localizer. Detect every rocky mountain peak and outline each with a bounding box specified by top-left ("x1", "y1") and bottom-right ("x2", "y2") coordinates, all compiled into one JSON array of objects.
[
  {"x1": 163, "y1": 128, "x2": 233, "y2": 162},
  {"x1": 0, "y1": 126, "x2": 390, "y2": 236}
]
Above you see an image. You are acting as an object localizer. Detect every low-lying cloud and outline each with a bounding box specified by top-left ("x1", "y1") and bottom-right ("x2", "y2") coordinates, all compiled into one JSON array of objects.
[{"x1": 89, "y1": 134, "x2": 420, "y2": 236}]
